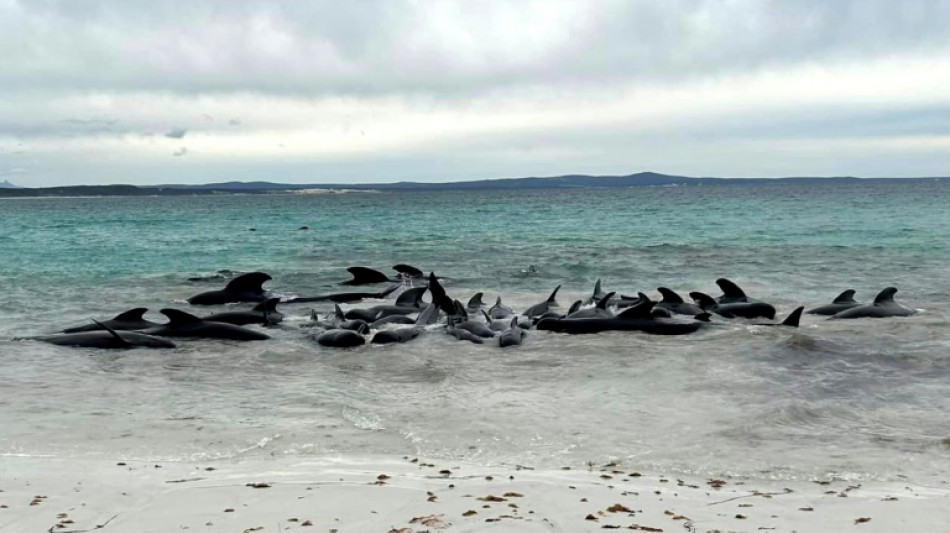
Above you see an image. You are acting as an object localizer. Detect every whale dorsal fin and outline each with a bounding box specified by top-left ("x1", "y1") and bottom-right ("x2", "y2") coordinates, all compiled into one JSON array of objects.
[
  {"x1": 715, "y1": 278, "x2": 746, "y2": 299},
  {"x1": 782, "y1": 306, "x2": 804, "y2": 327},
  {"x1": 309, "y1": 309, "x2": 318, "y2": 321},
  {"x1": 874, "y1": 287, "x2": 898, "y2": 304},
  {"x1": 596, "y1": 292, "x2": 616, "y2": 310},
  {"x1": 833, "y1": 289, "x2": 857, "y2": 304},
  {"x1": 567, "y1": 300, "x2": 582, "y2": 314},
  {"x1": 376, "y1": 284, "x2": 400, "y2": 298},
  {"x1": 161, "y1": 309, "x2": 204, "y2": 326},
  {"x1": 94, "y1": 319, "x2": 132, "y2": 347},
  {"x1": 689, "y1": 291, "x2": 717, "y2": 310},
  {"x1": 493, "y1": 296, "x2": 503, "y2": 307},
  {"x1": 393, "y1": 264, "x2": 424, "y2": 278},
  {"x1": 468, "y1": 292, "x2": 484, "y2": 308},
  {"x1": 592, "y1": 279, "x2": 602, "y2": 296},
  {"x1": 113, "y1": 308, "x2": 149, "y2": 321},
  {"x1": 546, "y1": 285, "x2": 561, "y2": 303},
  {"x1": 617, "y1": 294, "x2": 655, "y2": 318},
  {"x1": 252, "y1": 298, "x2": 280, "y2": 312},
  {"x1": 395, "y1": 287, "x2": 427, "y2": 308},
  {"x1": 694, "y1": 312, "x2": 712, "y2": 322},
  {"x1": 334, "y1": 304, "x2": 345, "y2": 320},
  {"x1": 510, "y1": 316, "x2": 519, "y2": 329},
  {"x1": 224, "y1": 272, "x2": 271, "y2": 293},
  {"x1": 657, "y1": 287, "x2": 684, "y2": 304},
  {"x1": 344, "y1": 266, "x2": 390, "y2": 285}
]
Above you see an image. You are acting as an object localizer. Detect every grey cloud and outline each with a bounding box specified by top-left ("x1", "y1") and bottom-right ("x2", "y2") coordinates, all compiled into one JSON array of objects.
[
  {"x1": 172, "y1": 147, "x2": 188, "y2": 157},
  {"x1": 1, "y1": 1, "x2": 949, "y2": 98},
  {"x1": 165, "y1": 128, "x2": 188, "y2": 139},
  {"x1": 228, "y1": 118, "x2": 242, "y2": 126}
]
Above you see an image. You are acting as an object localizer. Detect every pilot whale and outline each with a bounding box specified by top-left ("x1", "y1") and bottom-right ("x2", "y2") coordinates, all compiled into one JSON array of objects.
[
  {"x1": 32, "y1": 320, "x2": 176, "y2": 349},
  {"x1": 201, "y1": 298, "x2": 283, "y2": 326},
  {"x1": 145, "y1": 309, "x2": 270, "y2": 341},
  {"x1": 287, "y1": 284, "x2": 399, "y2": 304},
  {"x1": 188, "y1": 272, "x2": 272, "y2": 306}
]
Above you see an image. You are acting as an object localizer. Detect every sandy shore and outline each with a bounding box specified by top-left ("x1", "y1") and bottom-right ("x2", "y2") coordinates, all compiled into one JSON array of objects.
[{"x1": 1, "y1": 455, "x2": 947, "y2": 533}]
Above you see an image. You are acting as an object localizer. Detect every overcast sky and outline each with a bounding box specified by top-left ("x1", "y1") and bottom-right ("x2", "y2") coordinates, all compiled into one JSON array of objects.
[{"x1": 2, "y1": 0, "x2": 949, "y2": 186}]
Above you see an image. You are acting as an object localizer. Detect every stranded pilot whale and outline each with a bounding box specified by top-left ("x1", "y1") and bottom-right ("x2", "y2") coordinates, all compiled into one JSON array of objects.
[
  {"x1": 829, "y1": 287, "x2": 916, "y2": 319},
  {"x1": 145, "y1": 309, "x2": 270, "y2": 341},
  {"x1": 32, "y1": 320, "x2": 176, "y2": 349},
  {"x1": 188, "y1": 272, "x2": 272, "y2": 306},
  {"x1": 62, "y1": 308, "x2": 161, "y2": 333},
  {"x1": 201, "y1": 298, "x2": 283, "y2": 326},
  {"x1": 287, "y1": 284, "x2": 399, "y2": 304}
]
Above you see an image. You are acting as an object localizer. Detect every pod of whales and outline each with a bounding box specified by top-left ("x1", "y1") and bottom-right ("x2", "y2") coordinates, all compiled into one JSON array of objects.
[{"x1": 23, "y1": 264, "x2": 921, "y2": 352}]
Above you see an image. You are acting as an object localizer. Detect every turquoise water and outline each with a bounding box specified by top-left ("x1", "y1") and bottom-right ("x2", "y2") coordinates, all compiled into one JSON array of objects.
[{"x1": 1, "y1": 182, "x2": 948, "y2": 481}]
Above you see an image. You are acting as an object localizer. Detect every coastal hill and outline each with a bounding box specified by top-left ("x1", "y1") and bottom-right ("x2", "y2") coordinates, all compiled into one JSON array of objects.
[
  {"x1": 0, "y1": 180, "x2": 19, "y2": 188},
  {"x1": 1, "y1": 171, "x2": 948, "y2": 197}
]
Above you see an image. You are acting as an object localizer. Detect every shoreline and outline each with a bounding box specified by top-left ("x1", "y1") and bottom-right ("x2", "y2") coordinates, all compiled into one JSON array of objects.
[{"x1": 2, "y1": 455, "x2": 946, "y2": 532}]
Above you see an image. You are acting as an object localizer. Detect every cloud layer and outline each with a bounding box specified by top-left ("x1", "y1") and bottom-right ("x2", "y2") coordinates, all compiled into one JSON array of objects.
[{"x1": 2, "y1": 0, "x2": 949, "y2": 185}]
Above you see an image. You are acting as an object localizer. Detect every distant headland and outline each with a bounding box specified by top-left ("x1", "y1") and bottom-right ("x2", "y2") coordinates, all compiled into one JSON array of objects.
[{"x1": 2, "y1": 172, "x2": 948, "y2": 198}]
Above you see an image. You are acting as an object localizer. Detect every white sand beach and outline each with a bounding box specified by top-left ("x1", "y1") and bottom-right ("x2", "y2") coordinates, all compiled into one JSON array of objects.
[{"x1": 2, "y1": 455, "x2": 947, "y2": 533}]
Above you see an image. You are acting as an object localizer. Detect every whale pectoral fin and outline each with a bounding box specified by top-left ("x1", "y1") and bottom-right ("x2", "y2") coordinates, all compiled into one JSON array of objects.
[
  {"x1": 833, "y1": 289, "x2": 857, "y2": 304},
  {"x1": 113, "y1": 307, "x2": 149, "y2": 322},
  {"x1": 781, "y1": 306, "x2": 805, "y2": 327},
  {"x1": 160, "y1": 309, "x2": 205, "y2": 326},
  {"x1": 715, "y1": 278, "x2": 747, "y2": 300},
  {"x1": 224, "y1": 272, "x2": 271, "y2": 293},
  {"x1": 657, "y1": 287, "x2": 684, "y2": 304},
  {"x1": 873, "y1": 287, "x2": 898, "y2": 304},
  {"x1": 343, "y1": 266, "x2": 390, "y2": 285},
  {"x1": 94, "y1": 319, "x2": 132, "y2": 348}
]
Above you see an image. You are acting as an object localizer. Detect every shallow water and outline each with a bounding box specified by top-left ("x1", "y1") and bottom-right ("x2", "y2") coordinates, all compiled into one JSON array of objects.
[{"x1": 1, "y1": 182, "x2": 948, "y2": 481}]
